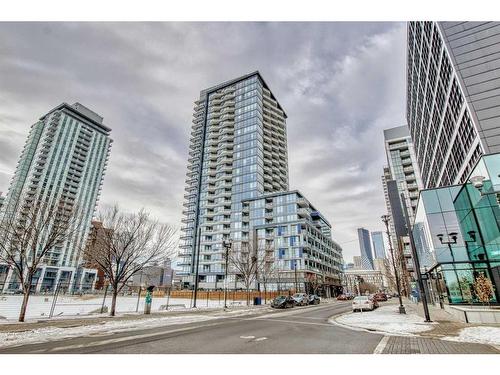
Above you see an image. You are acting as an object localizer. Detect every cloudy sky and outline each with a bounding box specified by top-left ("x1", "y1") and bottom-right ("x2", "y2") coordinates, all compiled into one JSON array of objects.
[{"x1": 0, "y1": 22, "x2": 407, "y2": 263}]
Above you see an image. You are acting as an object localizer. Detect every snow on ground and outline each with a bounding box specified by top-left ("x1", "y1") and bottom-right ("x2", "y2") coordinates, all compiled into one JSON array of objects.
[
  {"x1": 335, "y1": 305, "x2": 435, "y2": 335},
  {"x1": 443, "y1": 326, "x2": 500, "y2": 346},
  {"x1": 0, "y1": 305, "x2": 269, "y2": 348},
  {"x1": 0, "y1": 294, "x2": 247, "y2": 321},
  {"x1": 0, "y1": 314, "x2": 220, "y2": 348}
]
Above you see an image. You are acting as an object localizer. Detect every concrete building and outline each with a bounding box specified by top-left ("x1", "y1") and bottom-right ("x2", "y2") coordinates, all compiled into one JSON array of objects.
[
  {"x1": 343, "y1": 269, "x2": 386, "y2": 295},
  {"x1": 357, "y1": 228, "x2": 374, "y2": 270},
  {"x1": 371, "y1": 231, "x2": 386, "y2": 259},
  {"x1": 0, "y1": 103, "x2": 112, "y2": 292},
  {"x1": 353, "y1": 256, "x2": 362, "y2": 270},
  {"x1": 407, "y1": 22, "x2": 500, "y2": 189},
  {"x1": 130, "y1": 260, "x2": 174, "y2": 289},
  {"x1": 178, "y1": 72, "x2": 343, "y2": 295}
]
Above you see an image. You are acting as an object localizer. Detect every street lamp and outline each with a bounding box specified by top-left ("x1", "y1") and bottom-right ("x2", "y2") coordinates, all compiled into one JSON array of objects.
[
  {"x1": 436, "y1": 232, "x2": 458, "y2": 262},
  {"x1": 381, "y1": 214, "x2": 406, "y2": 314},
  {"x1": 222, "y1": 239, "x2": 232, "y2": 309},
  {"x1": 400, "y1": 193, "x2": 432, "y2": 322}
]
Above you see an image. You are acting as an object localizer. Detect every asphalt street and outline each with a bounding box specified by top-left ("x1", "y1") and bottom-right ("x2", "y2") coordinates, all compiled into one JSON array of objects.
[{"x1": 0, "y1": 301, "x2": 385, "y2": 354}]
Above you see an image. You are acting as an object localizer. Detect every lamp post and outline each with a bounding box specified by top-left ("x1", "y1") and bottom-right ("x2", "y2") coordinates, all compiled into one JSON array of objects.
[
  {"x1": 381, "y1": 214, "x2": 406, "y2": 314},
  {"x1": 400, "y1": 193, "x2": 432, "y2": 322},
  {"x1": 222, "y1": 239, "x2": 232, "y2": 309}
]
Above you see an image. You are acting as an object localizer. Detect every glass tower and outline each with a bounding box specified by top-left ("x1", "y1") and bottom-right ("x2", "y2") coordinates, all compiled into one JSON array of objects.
[
  {"x1": 179, "y1": 72, "x2": 289, "y2": 288},
  {"x1": 371, "y1": 231, "x2": 386, "y2": 259},
  {"x1": 0, "y1": 103, "x2": 112, "y2": 291},
  {"x1": 357, "y1": 228, "x2": 374, "y2": 270}
]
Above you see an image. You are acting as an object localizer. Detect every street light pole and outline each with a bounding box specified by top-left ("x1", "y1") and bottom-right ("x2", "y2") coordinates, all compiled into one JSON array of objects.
[
  {"x1": 381, "y1": 214, "x2": 406, "y2": 314},
  {"x1": 400, "y1": 193, "x2": 432, "y2": 322},
  {"x1": 222, "y1": 240, "x2": 232, "y2": 310}
]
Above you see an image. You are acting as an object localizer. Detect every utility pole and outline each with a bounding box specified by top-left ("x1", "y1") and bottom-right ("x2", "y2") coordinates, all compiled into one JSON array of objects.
[
  {"x1": 400, "y1": 193, "x2": 432, "y2": 322},
  {"x1": 222, "y1": 240, "x2": 231, "y2": 309},
  {"x1": 381, "y1": 214, "x2": 406, "y2": 314}
]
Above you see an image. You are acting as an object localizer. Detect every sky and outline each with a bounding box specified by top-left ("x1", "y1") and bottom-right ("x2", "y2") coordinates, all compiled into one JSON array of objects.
[{"x1": 0, "y1": 22, "x2": 407, "y2": 264}]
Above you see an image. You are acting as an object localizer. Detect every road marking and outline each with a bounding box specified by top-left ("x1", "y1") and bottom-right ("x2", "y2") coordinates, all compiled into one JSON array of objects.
[
  {"x1": 240, "y1": 336, "x2": 255, "y2": 339},
  {"x1": 373, "y1": 336, "x2": 390, "y2": 354},
  {"x1": 253, "y1": 337, "x2": 267, "y2": 342},
  {"x1": 249, "y1": 318, "x2": 334, "y2": 327}
]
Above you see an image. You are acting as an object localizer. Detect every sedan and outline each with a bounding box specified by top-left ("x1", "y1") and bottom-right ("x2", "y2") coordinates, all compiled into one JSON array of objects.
[
  {"x1": 271, "y1": 295, "x2": 295, "y2": 309},
  {"x1": 291, "y1": 293, "x2": 309, "y2": 306},
  {"x1": 352, "y1": 296, "x2": 375, "y2": 312},
  {"x1": 308, "y1": 294, "x2": 320, "y2": 305}
]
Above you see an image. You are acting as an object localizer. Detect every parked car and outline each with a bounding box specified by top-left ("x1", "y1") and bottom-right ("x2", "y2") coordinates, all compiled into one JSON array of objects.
[
  {"x1": 368, "y1": 294, "x2": 380, "y2": 308},
  {"x1": 291, "y1": 293, "x2": 309, "y2": 306},
  {"x1": 308, "y1": 294, "x2": 321, "y2": 305},
  {"x1": 271, "y1": 295, "x2": 295, "y2": 309},
  {"x1": 374, "y1": 292, "x2": 388, "y2": 302},
  {"x1": 352, "y1": 295, "x2": 375, "y2": 312},
  {"x1": 336, "y1": 294, "x2": 349, "y2": 301},
  {"x1": 385, "y1": 293, "x2": 393, "y2": 299}
]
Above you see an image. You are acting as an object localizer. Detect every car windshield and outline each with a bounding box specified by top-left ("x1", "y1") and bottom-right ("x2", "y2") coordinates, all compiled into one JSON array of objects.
[
  {"x1": 292, "y1": 294, "x2": 302, "y2": 298},
  {"x1": 354, "y1": 296, "x2": 368, "y2": 301},
  {"x1": 275, "y1": 296, "x2": 286, "y2": 301}
]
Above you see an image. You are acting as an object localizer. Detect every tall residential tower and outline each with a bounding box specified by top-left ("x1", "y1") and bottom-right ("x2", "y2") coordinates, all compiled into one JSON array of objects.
[
  {"x1": 0, "y1": 103, "x2": 112, "y2": 291},
  {"x1": 179, "y1": 72, "x2": 343, "y2": 295}
]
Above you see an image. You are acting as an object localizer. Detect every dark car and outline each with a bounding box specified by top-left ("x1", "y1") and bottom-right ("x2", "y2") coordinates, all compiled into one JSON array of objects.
[
  {"x1": 336, "y1": 294, "x2": 349, "y2": 301},
  {"x1": 374, "y1": 292, "x2": 388, "y2": 302},
  {"x1": 271, "y1": 295, "x2": 295, "y2": 309},
  {"x1": 308, "y1": 294, "x2": 321, "y2": 305}
]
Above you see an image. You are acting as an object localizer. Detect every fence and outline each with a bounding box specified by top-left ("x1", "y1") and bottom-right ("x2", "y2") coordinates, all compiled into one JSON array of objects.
[{"x1": 0, "y1": 282, "x2": 294, "y2": 321}]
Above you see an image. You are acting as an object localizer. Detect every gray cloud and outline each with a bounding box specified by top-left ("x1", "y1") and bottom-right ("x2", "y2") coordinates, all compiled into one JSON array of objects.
[{"x1": 0, "y1": 22, "x2": 406, "y2": 263}]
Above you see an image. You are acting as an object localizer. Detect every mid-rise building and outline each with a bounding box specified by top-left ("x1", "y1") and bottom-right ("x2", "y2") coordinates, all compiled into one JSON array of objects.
[
  {"x1": 343, "y1": 269, "x2": 385, "y2": 295},
  {"x1": 0, "y1": 103, "x2": 112, "y2": 292},
  {"x1": 407, "y1": 21, "x2": 500, "y2": 189},
  {"x1": 371, "y1": 231, "x2": 386, "y2": 259},
  {"x1": 178, "y1": 72, "x2": 343, "y2": 296},
  {"x1": 357, "y1": 228, "x2": 374, "y2": 270},
  {"x1": 242, "y1": 191, "x2": 343, "y2": 296}
]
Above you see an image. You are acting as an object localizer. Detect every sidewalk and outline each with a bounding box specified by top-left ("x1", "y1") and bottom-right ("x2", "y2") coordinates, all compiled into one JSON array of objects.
[{"x1": 333, "y1": 299, "x2": 500, "y2": 353}]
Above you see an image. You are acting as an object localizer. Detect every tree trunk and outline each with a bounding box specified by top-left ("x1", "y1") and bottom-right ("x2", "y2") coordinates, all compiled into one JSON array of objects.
[
  {"x1": 110, "y1": 288, "x2": 118, "y2": 316},
  {"x1": 18, "y1": 288, "x2": 31, "y2": 322}
]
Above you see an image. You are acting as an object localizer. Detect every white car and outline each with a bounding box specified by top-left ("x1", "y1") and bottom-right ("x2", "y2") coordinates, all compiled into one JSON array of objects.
[{"x1": 352, "y1": 296, "x2": 374, "y2": 312}]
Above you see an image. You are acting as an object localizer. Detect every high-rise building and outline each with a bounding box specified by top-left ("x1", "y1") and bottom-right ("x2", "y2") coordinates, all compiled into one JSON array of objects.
[
  {"x1": 357, "y1": 228, "x2": 374, "y2": 270},
  {"x1": 0, "y1": 103, "x2": 112, "y2": 292},
  {"x1": 407, "y1": 21, "x2": 500, "y2": 189},
  {"x1": 371, "y1": 231, "x2": 386, "y2": 259},
  {"x1": 179, "y1": 72, "x2": 343, "y2": 295},
  {"x1": 383, "y1": 125, "x2": 423, "y2": 223}
]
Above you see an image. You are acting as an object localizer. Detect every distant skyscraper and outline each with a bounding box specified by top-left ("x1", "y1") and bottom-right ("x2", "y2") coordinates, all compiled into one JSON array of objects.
[
  {"x1": 357, "y1": 228, "x2": 374, "y2": 270},
  {"x1": 407, "y1": 21, "x2": 500, "y2": 188},
  {"x1": 0, "y1": 103, "x2": 112, "y2": 292},
  {"x1": 371, "y1": 231, "x2": 386, "y2": 259}
]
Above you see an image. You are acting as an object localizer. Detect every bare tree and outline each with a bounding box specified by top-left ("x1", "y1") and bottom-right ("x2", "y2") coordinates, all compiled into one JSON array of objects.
[
  {"x1": 228, "y1": 240, "x2": 263, "y2": 305},
  {"x1": 256, "y1": 243, "x2": 277, "y2": 303},
  {"x1": 91, "y1": 206, "x2": 177, "y2": 316},
  {"x1": 0, "y1": 197, "x2": 82, "y2": 322},
  {"x1": 305, "y1": 273, "x2": 322, "y2": 295},
  {"x1": 473, "y1": 272, "x2": 495, "y2": 306}
]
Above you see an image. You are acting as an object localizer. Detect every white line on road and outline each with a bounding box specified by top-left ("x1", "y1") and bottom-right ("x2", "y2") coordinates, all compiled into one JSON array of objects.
[
  {"x1": 240, "y1": 336, "x2": 255, "y2": 339},
  {"x1": 253, "y1": 337, "x2": 267, "y2": 342},
  {"x1": 373, "y1": 335, "x2": 389, "y2": 354}
]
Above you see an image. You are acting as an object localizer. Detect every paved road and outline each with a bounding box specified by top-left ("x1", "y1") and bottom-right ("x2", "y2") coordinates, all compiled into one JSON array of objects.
[{"x1": 0, "y1": 301, "x2": 385, "y2": 354}]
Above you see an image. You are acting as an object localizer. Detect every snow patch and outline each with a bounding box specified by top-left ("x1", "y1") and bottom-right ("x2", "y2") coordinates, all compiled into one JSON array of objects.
[
  {"x1": 335, "y1": 305, "x2": 434, "y2": 335},
  {"x1": 443, "y1": 326, "x2": 500, "y2": 346}
]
